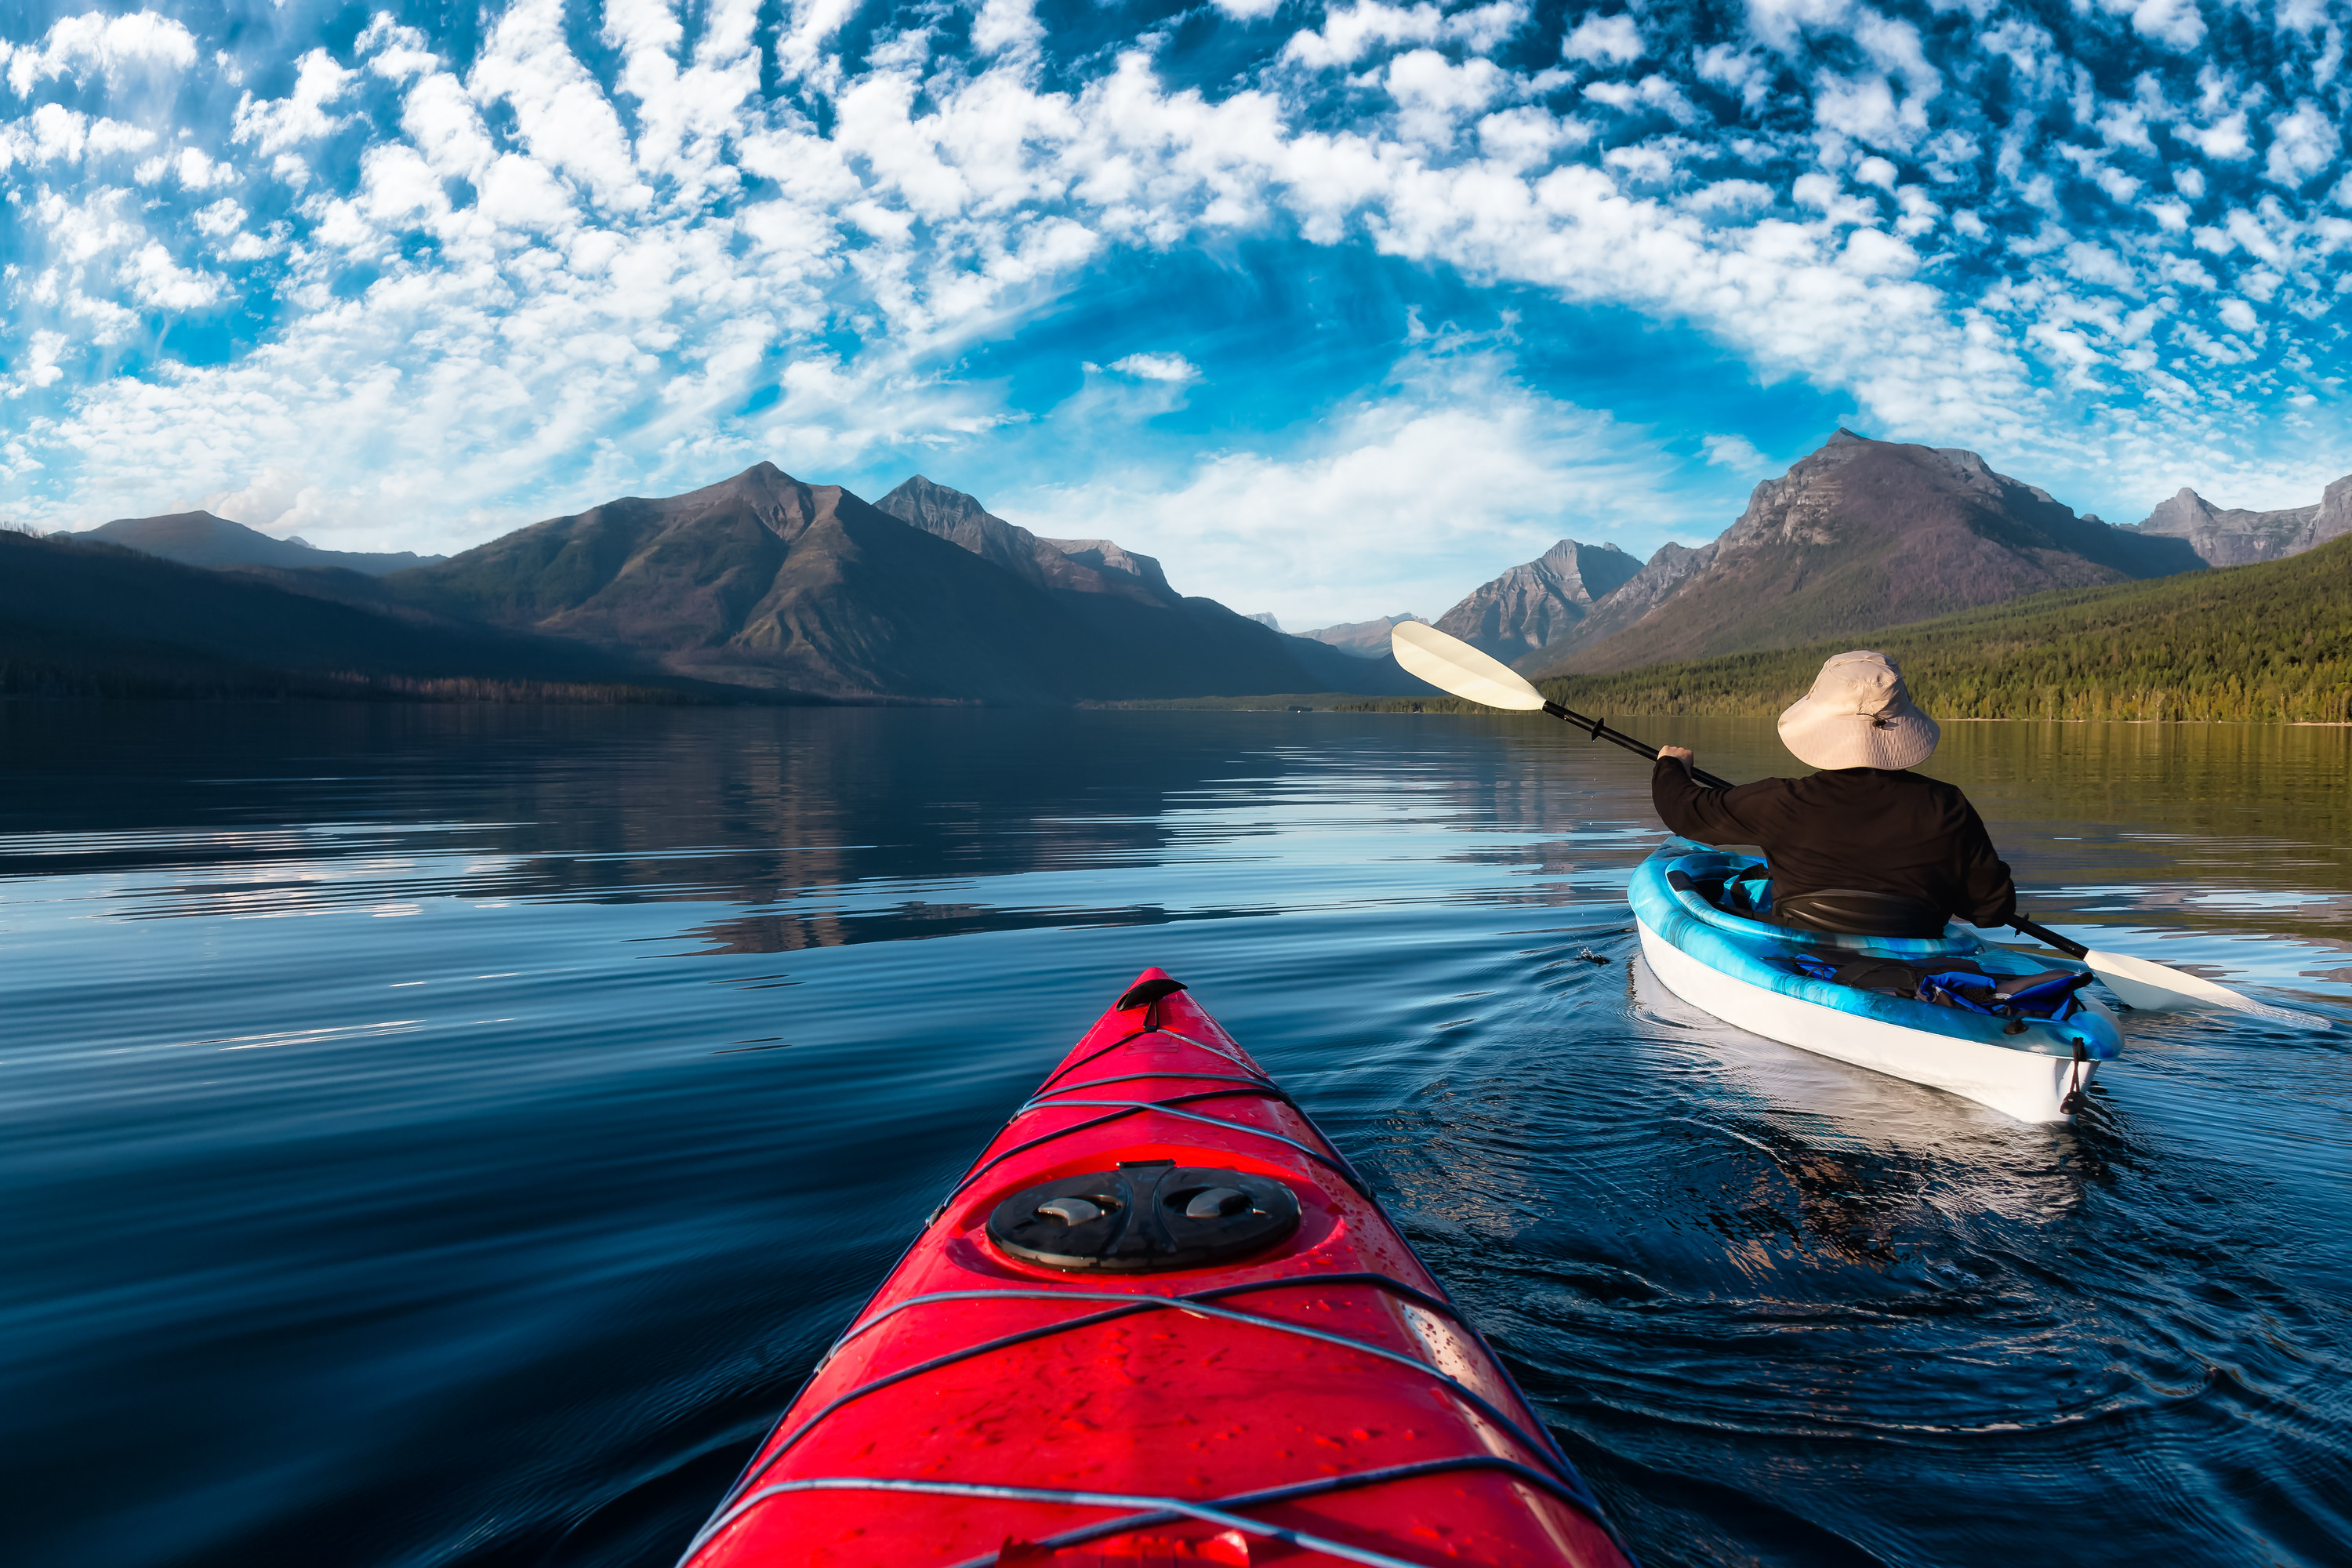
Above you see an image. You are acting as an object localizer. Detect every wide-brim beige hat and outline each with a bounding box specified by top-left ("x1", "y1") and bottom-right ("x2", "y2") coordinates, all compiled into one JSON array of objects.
[{"x1": 1777, "y1": 650, "x2": 1940, "y2": 771}]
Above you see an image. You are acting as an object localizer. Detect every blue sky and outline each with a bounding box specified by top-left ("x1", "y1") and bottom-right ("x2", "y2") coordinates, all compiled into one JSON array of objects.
[{"x1": 2, "y1": 0, "x2": 2347, "y2": 626}]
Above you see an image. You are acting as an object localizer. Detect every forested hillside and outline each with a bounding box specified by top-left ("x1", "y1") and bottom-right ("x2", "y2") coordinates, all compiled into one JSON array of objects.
[{"x1": 1356, "y1": 535, "x2": 2351, "y2": 723}]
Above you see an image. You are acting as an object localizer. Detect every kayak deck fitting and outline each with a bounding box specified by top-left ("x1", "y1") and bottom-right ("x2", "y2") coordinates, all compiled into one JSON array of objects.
[
  {"x1": 680, "y1": 969, "x2": 1634, "y2": 1567},
  {"x1": 1631, "y1": 840, "x2": 2123, "y2": 1123}
]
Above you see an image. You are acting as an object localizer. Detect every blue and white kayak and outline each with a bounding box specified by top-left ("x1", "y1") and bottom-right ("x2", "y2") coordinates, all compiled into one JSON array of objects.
[{"x1": 1630, "y1": 841, "x2": 2123, "y2": 1123}]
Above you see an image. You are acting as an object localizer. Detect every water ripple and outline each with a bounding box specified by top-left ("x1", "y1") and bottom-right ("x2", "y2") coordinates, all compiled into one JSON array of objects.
[{"x1": 2, "y1": 705, "x2": 2347, "y2": 1568}]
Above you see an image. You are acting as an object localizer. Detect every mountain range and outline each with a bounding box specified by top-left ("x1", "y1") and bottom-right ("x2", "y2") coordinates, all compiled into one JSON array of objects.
[
  {"x1": 1529, "y1": 529, "x2": 2352, "y2": 725},
  {"x1": 0, "y1": 528, "x2": 677, "y2": 701},
  {"x1": 26, "y1": 431, "x2": 2347, "y2": 705},
  {"x1": 63, "y1": 512, "x2": 444, "y2": 575},
  {"x1": 1417, "y1": 430, "x2": 2346, "y2": 681},
  {"x1": 2125, "y1": 477, "x2": 2352, "y2": 567},
  {"x1": 27, "y1": 469, "x2": 1430, "y2": 704},
  {"x1": 1294, "y1": 613, "x2": 1425, "y2": 658}
]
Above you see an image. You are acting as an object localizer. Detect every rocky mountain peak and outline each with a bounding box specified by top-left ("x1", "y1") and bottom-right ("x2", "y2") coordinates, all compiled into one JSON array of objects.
[
  {"x1": 2129, "y1": 481, "x2": 2331, "y2": 568},
  {"x1": 643, "y1": 461, "x2": 833, "y2": 544},
  {"x1": 2323, "y1": 474, "x2": 2352, "y2": 539},
  {"x1": 877, "y1": 474, "x2": 989, "y2": 531},
  {"x1": 1039, "y1": 538, "x2": 1177, "y2": 600},
  {"x1": 874, "y1": 477, "x2": 1180, "y2": 605},
  {"x1": 1298, "y1": 612, "x2": 1424, "y2": 658},
  {"x1": 1533, "y1": 430, "x2": 2202, "y2": 676},
  {"x1": 1431, "y1": 537, "x2": 1641, "y2": 662}
]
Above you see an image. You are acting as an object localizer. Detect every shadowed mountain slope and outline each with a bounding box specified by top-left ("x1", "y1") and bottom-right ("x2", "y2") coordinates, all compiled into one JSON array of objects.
[
  {"x1": 873, "y1": 475, "x2": 1168, "y2": 600},
  {"x1": 1535, "y1": 431, "x2": 2205, "y2": 676},
  {"x1": 383, "y1": 466, "x2": 1433, "y2": 702},
  {"x1": 65, "y1": 512, "x2": 444, "y2": 575},
  {"x1": 871, "y1": 474, "x2": 1432, "y2": 699},
  {"x1": 385, "y1": 466, "x2": 1098, "y2": 702},
  {"x1": 0, "y1": 531, "x2": 693, "y2": 699},
  {"x1": 1528, "y1": 532, "x2": 2352, "y2": 724},
  {"x1": 1432, "y1": 539, "x2": 1640, "y2": 662}
]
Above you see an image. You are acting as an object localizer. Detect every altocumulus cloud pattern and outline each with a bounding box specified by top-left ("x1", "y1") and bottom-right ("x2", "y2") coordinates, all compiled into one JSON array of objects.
[{"x1": 0, "y1": 0, "x2": 2347, "y2": 610}]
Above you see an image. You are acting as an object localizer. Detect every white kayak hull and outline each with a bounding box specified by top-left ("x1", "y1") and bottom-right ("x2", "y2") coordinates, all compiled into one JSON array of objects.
[{"x1": 1636, "y1": 915, "x2": 2100, "y2": 1123}]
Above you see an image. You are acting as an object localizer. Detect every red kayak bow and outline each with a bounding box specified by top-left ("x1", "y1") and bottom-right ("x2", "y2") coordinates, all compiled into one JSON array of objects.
[{"x1": 681, "y1": 968, "x2": 1634, "y2": 1567}]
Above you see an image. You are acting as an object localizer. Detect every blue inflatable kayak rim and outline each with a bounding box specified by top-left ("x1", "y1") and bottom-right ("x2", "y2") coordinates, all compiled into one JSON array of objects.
[{"x1": 1631, "y1": 839, "x2": 2124, "y2": 1062}]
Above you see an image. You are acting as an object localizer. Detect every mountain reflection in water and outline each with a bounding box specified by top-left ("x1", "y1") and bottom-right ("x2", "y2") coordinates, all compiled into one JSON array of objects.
[{"x1": 2, "y1": 703, "x2": 2346, "y2": 1568}]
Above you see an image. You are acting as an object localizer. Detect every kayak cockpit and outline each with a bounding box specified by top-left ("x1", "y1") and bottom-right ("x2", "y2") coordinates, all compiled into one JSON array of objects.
[
  {"x1": 1632, "y1": 843, "x2": 2124, "y2": 1121},
  {"x1": 1655, "y1": 846, "x2": 1984, "y2": 956}
]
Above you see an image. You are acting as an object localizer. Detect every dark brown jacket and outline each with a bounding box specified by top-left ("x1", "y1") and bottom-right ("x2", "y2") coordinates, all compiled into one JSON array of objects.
[{"x1": 1652, "y1": 760, "x2": 2017, "y2": 927}]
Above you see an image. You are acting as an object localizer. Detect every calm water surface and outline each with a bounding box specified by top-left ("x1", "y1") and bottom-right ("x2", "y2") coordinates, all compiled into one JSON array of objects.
[{"x1": 4, "y1": 706, "x2": 2348, "y2": 1568}]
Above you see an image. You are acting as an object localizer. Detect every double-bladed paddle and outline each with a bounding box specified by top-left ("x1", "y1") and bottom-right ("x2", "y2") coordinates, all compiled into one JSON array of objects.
[{"x1": 1390, "y1": 620, "x2": 2333, "y2": 1032}]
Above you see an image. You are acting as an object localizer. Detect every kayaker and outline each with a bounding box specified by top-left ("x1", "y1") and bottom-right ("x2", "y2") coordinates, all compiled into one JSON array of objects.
[{"x1": 1653, "y1": 650, "x2": 2016, "y2": 937}]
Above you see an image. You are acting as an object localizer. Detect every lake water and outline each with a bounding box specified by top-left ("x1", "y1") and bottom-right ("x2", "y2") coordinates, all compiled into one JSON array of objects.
[{"x1": 5, "y1": 704, "x2": 2348, "y2": 1568}]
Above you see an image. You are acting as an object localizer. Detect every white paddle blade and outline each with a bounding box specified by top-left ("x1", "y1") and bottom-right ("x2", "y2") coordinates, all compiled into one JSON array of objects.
[
  {"x1": 1390, "y1": 622, "x2": 1548, "y2": 712},
  {"x1": 2086, "y1": 948, "x2": 2333, "y2": 1031}
]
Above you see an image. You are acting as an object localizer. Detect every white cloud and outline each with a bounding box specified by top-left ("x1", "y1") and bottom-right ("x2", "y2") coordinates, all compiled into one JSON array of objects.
[
  {"x1": 4, "y1": 9, "x2": 196, "y2": 95},
  {"x1": 1476, "y1": 105, "x2": 1592, "y2": 168},
  {"x1": 1583, "y1": 74, "x2": 1697, "y2": 124},
  {"x1": 1009, "y1": 356, "x2": 1688, "y2": 628},
  {"x1": 191, "y1": 197, "x2": 245, "y2": 237},
  {"x1": 472, "y1": 0, "x2": 652, "y2": 211},
  {"x1": 1890, "y1": 183, "x2": 1941, "y2": 234},
  {"x1": 13, "y1": 329, "x2": 70, "y2": 390},
  {"x1": 1107, "y1": 351, "x2": 1200, "y2": 382},
  {"x1": 971, "y1": 0, "x2": 1045, "y2": 59},
  {"x1": 1683, "y1": 177, "x2": 1774, "y2": 214},
  {"x1": 1693, "y1": 43, "x2": 1772, "y2": 108},
  {"x1": 1745, "y1": 0, "x2": 1855, "y2": 52},
  {"x1": 1388, "y1": 50, "x2": 1505, "y2": 143},
  {"x1": 1563, "y1": 13, "x2": 1643, "y2": 66},
  {"x1": 202, "y1": 466, "x2": 318, "y2": 530},
  {"x1": 2265, "y1": 100, "x2": 2342, "y2": 186},
  {"x1": 1701, "y1": 433, "x2": 1771, "y2": 471},
  {"x1": 4, "y1": 0, "x2": 2347, "y2": 558},
  {"x1": 2096, "y1": 0, "x2": 2205, "y2": 51},
  {"x1": 2172, "y1": 111, "x2": 2252, "y2": 162},
  {"x1": 2092, "y1": 164, "x2": 2142, "y2": 203},
  {"x1": 122, "y1": 241, "x2": 220, "y2": 310},
  {"x1": 179, "y1": 147, "x2": 232, "y2": 187},
  {"x1": 1813, "y1": 67, "x2": 1934, "y2": 151},
  {"x1": 5, "y1": 13, "x2": 2042, "y2": 517},
  {"x1": 230, "y1": 49, "x2": 354, "y2": 156},
  {"x1": 2063, "y1": 241, "x2": 2136, "y2": 288},
  {"x1": 1280, "y1": 1, "x2": 1525, "y2": 71},
  {"x1": 776, "y1": 0, "x2": 862, "y2": 83}
]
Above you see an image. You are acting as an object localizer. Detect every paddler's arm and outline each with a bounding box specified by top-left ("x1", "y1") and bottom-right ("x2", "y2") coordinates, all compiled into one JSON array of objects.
[
  {"x1": 1650, "y1": 749, "x2": 1780, "y2": 843},
  {"x1": 1954, "y1": 797, "x2": 2018, "y2": 927}
]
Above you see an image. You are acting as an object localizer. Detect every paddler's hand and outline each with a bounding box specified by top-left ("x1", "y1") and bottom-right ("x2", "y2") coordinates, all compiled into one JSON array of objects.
[{"x1": 1657, "y1": 745, "x2": 1696, "y2": 776}]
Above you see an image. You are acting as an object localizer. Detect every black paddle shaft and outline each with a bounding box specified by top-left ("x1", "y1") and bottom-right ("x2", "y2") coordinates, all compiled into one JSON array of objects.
[
  {"x1": 2007, "y1": 914, "x2": 2089, "y2": 958},
  {"x1": 1539, "y1": 701, "x2": 1737, "y2": 789},
  {"x1": 1537, "y1": 699, "x2": 2088, "y2": 960}
]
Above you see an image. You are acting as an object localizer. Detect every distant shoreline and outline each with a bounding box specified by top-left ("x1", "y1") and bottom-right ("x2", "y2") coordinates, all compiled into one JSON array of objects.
[{"x1": 8, "y1": 691, "x2": 2350, "y2": 726}]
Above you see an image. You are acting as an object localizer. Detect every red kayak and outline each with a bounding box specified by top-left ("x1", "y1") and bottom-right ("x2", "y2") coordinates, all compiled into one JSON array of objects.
[{"x1": 680, "y1": 969, "x2": 1634, "y2": 1567}]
